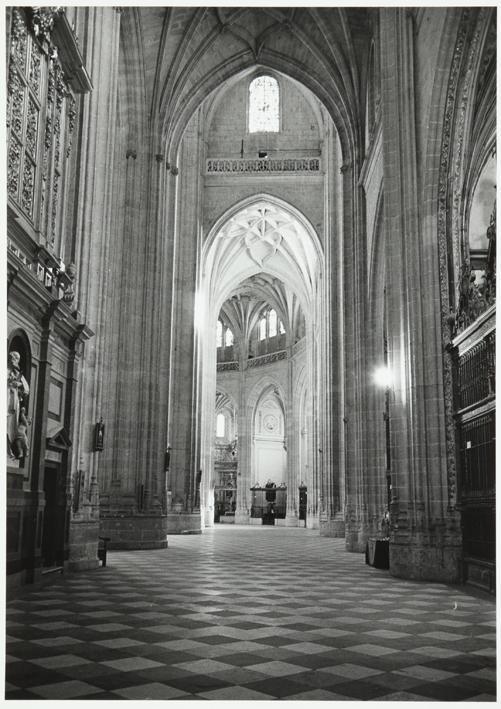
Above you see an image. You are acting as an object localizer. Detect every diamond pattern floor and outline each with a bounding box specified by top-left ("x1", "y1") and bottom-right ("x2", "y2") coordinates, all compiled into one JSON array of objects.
[{"x1": 5, "y1": 526, "x2": 496, "y2": 701}]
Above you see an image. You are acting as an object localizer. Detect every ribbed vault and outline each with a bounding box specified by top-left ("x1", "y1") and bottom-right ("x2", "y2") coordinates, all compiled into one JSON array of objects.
[
  {"x1": 220, "y1": 275, "x2": 304, "y2": 345},
  {"x1": 131, "y1": 6, "x2": 372, "y2": 159},
  {"x1": 204, "y1": 197, "x2": 322, "y2": 322}
]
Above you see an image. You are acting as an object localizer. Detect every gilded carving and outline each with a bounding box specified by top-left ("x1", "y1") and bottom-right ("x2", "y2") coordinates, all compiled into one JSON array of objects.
[
  {"x1": 10, "y1": 9, "x2": 28, "y2": 70},
  {"x1": 28, "y1": 40, "x2": 42, "y2": 95},
  {"x1": 21, "y1": 157, "x2": 35, "y2": 216},
  {"x1": 29, "y1": 6, "x2": 60, "y2": 45},
  {"x1": 66, "y1": 95, "x2": 77, "y2": 158},
  {"x1": 7, "y1": 139, "x2": 21, "y2": 198},
  {"x1": 51, "y1": 172, "x2": 59, "y2": 243},
  {"x1": 9, "y1": 68, "x2": 24, "y2": 138},
  {"x1": 25, "y1": 98, "x2": 39, "y2": 158}
]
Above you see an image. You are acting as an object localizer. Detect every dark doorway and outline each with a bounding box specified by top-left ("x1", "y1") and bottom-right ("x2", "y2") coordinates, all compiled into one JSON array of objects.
[{"x1": 41, "y1": 464, "x2": 66, "y2": 567}]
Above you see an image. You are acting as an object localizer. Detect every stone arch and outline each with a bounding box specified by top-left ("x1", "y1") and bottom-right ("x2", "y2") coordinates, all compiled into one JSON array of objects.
[
  {"x1": 165, "y1": 56, "x2": 355, "y2": 165},
  {"x1": 8, "y1": 328, "x2": 32, "y2": 384},
  {"x1": 203, "y1": 67, "x2": 325, "y2": 147},
  {"x1": 246, "y1": 376, "x2": 286, "y2": 420},
  {"x1": 203, "y1": 191, "x2": 324, "y2": 322},
  {"x1": 248, "y1": 379, "x2": 287, "y2": 487}
]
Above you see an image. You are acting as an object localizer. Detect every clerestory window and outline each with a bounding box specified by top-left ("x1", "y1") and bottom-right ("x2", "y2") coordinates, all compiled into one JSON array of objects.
[
  {"x1": 216, "y1": 413, "x2": 225, "y2": 438},
  {"x1": 217, "y1": 319, "x2": 234, "y2": 349},
  {"x1": 259, "y1": 309, "x2": 285, "y2": 341},
  {"x1": 248, "y1": 76, "x2": 279, "y2": 133}
]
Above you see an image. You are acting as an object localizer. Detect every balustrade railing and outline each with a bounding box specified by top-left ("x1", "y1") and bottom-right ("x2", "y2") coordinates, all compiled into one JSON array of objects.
[{"x1": 206, "y1": 157, "x2": 321, "y2": 175}]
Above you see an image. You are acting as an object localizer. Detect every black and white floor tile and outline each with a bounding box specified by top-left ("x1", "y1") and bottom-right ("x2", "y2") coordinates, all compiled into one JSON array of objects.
[{"x1": 5, "y1": 526, "x2": 496, "y2": 701}]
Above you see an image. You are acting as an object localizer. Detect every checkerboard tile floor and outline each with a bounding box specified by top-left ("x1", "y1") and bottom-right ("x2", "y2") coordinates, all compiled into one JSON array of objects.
[{"x1": 5, "y1": 526, "x2": 496, "y2": 701}]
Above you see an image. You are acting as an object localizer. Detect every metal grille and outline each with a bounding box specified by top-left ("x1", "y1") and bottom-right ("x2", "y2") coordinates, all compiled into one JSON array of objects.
[
  {"x1": 459, "y1": 413, "x2": 495, "y2": 500},
  {"x1": 457, "y1": 331, "x2": 495, "y2": 409}
]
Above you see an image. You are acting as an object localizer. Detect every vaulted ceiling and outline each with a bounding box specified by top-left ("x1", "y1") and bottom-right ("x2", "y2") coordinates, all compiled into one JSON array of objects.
[{"x1": 121, "y1": 7, "x2": 373, "y2": 160}]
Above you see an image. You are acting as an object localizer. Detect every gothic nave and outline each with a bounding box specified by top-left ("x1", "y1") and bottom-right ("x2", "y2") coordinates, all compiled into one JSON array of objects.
[{"x1": 5, "y1": 4, "x2": 496, "y2": 702}]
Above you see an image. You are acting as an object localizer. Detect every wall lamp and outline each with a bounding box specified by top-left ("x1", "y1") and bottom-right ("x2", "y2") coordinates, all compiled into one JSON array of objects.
[{"x1": 373, "y1": 365, "x2": 393, "y2": 390}]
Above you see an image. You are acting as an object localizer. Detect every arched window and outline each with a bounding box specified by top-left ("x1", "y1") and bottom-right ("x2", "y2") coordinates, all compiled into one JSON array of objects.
[
  {"x1": 269, "y1": 309, "x2": 277, "y2": 337},
  {"x1": 216, "y1": 413, "x2": 226, "y2": 438},
  {"x1": 279, "y1": 320, "x2": 285, "y2": 335},
  {"x1": 225, "y1": 327, "x2": 234, "y2": 347},
  {"x1": 259, "y1": 317, "x2": 266, "y2": 341},
  {"x1": 249, "y1": 76, "x2": 279, "y2": 133},
  {"x1": 216, "y1": 320, "x2": 223, "y2": 348}
]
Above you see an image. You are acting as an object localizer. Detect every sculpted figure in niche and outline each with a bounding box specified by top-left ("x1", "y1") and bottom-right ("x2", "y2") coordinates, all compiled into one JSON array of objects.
[
  {"x1": 7, "y1": 351, "x2": 30, "y2": 459},
  {"x1": 12, "y1": 406, "x2": 30, "y2": 459}
]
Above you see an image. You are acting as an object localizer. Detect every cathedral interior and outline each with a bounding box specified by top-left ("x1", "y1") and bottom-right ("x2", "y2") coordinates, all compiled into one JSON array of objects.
[{"x1": 5, "y1": 5, "x2": 496, "y2": 701}]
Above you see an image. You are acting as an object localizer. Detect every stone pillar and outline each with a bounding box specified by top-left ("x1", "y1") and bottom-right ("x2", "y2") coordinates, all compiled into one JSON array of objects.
[
  {"x1": 234, "y1": 365, "x2": 251, "y2": 524},
  {"x1": 343, "y1": 151, "x2": 371, "y2": 549},
  {"x1": 380, "y1": 8, "x2": 461, "y2": 582},
  {"x1": 320, "y1": 124, "x2": 345, "y2": 537},
  {"x1": 67, "y1": 7, "x2": 120, "y2": 567},
  {"x1": 166, "y1": 111, "x2": 203, "y2": 534}
]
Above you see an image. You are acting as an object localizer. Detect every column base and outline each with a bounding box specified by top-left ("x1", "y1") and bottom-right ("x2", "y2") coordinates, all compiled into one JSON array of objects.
[
  {"x1": 306, "y1": 513, "x2": 319, "y2": 529},
  {"x1": 67, "y1": 559, "x2": 100, "y2": 572},
  {"x1": 345, "y1": 516, "x2": 380, "y2": 552},
  {"x1": 390, "y1": 539, "x2": 462, "y2": 583},
  {"x1": 320, "y1": 514, "x2": 345, "y2": 537},
  {"x1": 235, "y1": 510, "x2": 250, "y2": 525},
  {"x1": 100, "y1": 514, "x2": 168, "y2": 549},
  {"x1": 202, "y1": 507, "x2": 215, "y2": 528},
  {"x1": 69, "y1": 519, "x2": 101, "y2": 563},
  {"x1": 167, "y1": 512, "x2": 202, "y2": 535}
]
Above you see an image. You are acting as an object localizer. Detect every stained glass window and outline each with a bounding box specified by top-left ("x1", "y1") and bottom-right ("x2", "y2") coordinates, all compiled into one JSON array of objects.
[{"x1": 249, "y1": 76, "x2": 279, "y2": 133}]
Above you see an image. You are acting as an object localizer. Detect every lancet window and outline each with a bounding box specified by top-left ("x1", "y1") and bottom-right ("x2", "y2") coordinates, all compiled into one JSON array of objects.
[{"x1": 248, "y1": 75, "x2": 279, "y2": 133}]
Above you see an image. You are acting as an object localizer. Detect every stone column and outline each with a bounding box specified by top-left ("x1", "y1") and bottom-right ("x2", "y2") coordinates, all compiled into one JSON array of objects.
[
  {"x1": 234, "y1": 363, "x2": 251, "y2": 524},
  {"x1": 67, "y1": 6, "x2": 121, "y2": 568},
  {"x1": 166, "y1": 112, "x2": 203, "y2": 534},
  {"x1": 285, "y1": 354, "x2": 299, "y2": 525},
  {"x1": 320, "y1": 125, "x2": 345, "y2": 537},
  {"x1": 343, "y1": 158, "x2": 371, "y2": 550},
  {"x1": 380, "y1": 8, "x2": 461, "y2": 582}
]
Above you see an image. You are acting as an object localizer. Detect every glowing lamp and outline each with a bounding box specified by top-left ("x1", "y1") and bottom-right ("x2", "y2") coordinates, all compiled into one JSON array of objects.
[{"x1": 373, "y1": 366, "x2": 393, "y2": 389}]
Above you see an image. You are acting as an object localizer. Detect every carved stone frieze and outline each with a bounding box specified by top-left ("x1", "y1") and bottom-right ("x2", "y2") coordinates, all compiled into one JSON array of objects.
[
  {"x1": 66, "y1": 95, "x2": 77, "y2": 158},
  {"x1": 247, "y1": 350, "x2": 287, "y2": 368},
  {"x1": 7, "y1": 140, "x2": 21, "y2": 199},
  {"x1": 437, "y1": 9, "x2": 470, "y2": 507},
  {"x1": 451, "y1": 11, "x2": 484, "y2": 283},
  {"x1": 28, "y1": 40, "x2": 42, "y2": 95},
  {"x1": 9, "y1": 67, "x2": 24, "y2": 138},
  {"x1": 10, "y1": 9, "x2": 28, "y2": 69},
  {"x1": 216, "y1": 361, "x2": 239, "y2": 372},
  {"x1": 21, "y1": 157, "x2": 35, "y2": 216},
  {"x1": 51, "y1": 172, "x2": 60, "y2": 244},
  {"x1": 25, "y1": 98, "x2": 38, "y2": 158},
  {"x1": 28, "y1": 6, "x2": 61, "y2": 45},
  {"x1": 206, "y1": 157, "x2": 321, "y2": 174},
  {"x1": 455, "y1": 203, "x2": 496, "y2": 335}
]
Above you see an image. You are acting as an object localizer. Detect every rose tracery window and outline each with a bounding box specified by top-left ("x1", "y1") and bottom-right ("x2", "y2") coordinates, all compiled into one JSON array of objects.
[{"x1": 248, "y1": 76, "x2": 279, "y2": 133}]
